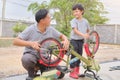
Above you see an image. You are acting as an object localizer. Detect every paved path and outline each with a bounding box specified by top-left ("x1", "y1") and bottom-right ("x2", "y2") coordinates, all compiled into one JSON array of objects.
[{"x1": 1, "y1": 61, "x2": 120, "y2": 80}]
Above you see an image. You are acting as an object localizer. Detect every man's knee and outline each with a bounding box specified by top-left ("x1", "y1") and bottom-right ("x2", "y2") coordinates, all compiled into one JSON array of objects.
[{"x1": 21, "y1": 54, "x2": 37, "y2": 69}]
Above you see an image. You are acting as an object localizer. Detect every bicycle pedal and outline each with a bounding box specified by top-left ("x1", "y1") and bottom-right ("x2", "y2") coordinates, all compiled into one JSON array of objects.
[
  {"x1": 56, "y1": 66, "x2": 68, "y2": 72},
  {"x1": 63, "y1": 69, "x2": 72, "y2": 73}
]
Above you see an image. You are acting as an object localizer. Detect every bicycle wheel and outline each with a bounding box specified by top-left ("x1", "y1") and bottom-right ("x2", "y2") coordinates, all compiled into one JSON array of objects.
[
  {"x1": 38, "y1": 38, "x2": 65, "y2": 67},
  {"x1": 84, "y1": 31, "x2": 99, "y2": 56}
]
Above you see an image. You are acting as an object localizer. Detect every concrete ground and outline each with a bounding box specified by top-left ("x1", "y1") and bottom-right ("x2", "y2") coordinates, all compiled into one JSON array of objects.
[{"x1": 1, "y1": 61, "x2": 120, "y2": 80}]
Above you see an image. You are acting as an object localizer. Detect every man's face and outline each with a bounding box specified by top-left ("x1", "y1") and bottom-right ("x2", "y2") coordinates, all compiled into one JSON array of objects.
[
  {"x1": 73, "y1": 8, "x2": 83, "y2": 19},
  {"x1": 41, "y1": 14, "x2": 51, "y2": 27}
]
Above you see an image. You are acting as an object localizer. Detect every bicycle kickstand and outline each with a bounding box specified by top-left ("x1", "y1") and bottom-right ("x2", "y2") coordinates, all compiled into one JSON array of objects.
[{"x1": 84, "y1": 68, "x2": 98, "y2": 80}]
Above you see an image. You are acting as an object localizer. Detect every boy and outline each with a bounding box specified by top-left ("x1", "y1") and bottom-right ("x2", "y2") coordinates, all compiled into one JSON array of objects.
[
  {"x1": 69, "y1": 4, "x2": 90, "y2": 79},
  {"x1": 13, "y1": 9, "x2": 69, "y2": 80}
]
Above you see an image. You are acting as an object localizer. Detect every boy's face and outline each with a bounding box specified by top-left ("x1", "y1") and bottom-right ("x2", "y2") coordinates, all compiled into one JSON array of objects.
[{"x1": 73, "y1": 8, "x2": 83, "y2": 19}]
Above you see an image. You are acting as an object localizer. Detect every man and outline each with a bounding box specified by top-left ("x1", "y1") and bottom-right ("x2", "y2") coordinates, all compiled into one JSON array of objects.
[{"x1": 13, "y1": 9, "x2": 69, "y2": 80}]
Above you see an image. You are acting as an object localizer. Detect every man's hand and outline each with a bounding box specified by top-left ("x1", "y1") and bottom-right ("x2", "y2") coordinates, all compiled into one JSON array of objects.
[
  {"x1": 61, "y1": 39, "x2": 70, "y2": 50},
  {"x1": 29, "y1": 41, "x2": 41, "y2": 51}
]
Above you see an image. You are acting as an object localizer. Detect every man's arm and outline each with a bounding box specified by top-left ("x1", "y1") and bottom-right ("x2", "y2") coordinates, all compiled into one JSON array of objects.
[
  {"x1": 13, "y1": 37, "x2": 40, "y2": 51},
  {"x1": 60, "y1": 34, "x2": 69, "y2": 50},
  {"x1": 13, "y1": 37, "x2": 31, "y2": 47}
]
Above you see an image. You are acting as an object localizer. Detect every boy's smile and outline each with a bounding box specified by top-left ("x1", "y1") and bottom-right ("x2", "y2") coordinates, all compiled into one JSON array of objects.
[{"x1": 73, "y1": 8, "x2": 83, "y2": 19}]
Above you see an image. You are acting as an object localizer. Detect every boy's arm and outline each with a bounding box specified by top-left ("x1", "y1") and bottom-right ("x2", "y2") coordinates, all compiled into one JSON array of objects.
[
  {"x1": 73, "y1": 27, "x2": 89, "y2": 39},
  {"x1": 73, "y1": 27, "x2": 84, "y2": 36}
]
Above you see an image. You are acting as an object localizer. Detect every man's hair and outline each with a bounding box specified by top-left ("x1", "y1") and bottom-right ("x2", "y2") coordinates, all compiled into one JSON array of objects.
[
  {"x1": 35, "y1": 9, "x2": 48, "y2": 23},
  {"x1": 72, "y1": 3, "x2": 84, "y2": 15}
]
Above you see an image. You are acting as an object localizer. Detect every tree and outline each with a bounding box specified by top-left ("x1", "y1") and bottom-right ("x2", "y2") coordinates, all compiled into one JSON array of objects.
[
  {"x1": 28, "y1": 0, "x2": 108, "y2": 37},
  {"x1": 12, "y1": 22, "x2": 27, "y2": 37}
]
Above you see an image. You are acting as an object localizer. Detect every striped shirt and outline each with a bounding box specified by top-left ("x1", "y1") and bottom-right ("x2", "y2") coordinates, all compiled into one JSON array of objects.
[{"x1": 18, "y1": 23, "x2": 61, "y2": 54}]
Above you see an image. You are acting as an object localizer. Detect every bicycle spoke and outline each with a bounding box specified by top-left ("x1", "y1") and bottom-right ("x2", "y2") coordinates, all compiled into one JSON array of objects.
[{"x1": 38, "y1": 38, "x2": 64, "y2": 67}]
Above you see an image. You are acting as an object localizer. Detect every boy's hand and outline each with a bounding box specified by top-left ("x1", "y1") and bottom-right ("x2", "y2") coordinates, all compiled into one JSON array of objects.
[
  {"x1": 83, "y1": 33, "x2": 89, "y2": 39},
  {"x1": 29, "y1": 41, "x2": 41, "y2": 51}
]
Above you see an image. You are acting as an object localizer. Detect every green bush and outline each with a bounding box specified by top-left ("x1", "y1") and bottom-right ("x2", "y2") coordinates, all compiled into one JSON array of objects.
[{"x1": 12, "y1": 22, "x2": 27, "y2": 33}]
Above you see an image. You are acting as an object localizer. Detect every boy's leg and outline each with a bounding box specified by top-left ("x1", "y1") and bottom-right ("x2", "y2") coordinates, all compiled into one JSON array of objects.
[
  {"x1": 76, "y1": 40, "x2": 84, "y2": 67},
  {"x1": 70, "y1": 40, "x2": 78, "y2": 68},
  {"x1": 21, "y1": 53, "x2": 38, "y2": 79},
  {"x1": 69, "y1": 40, "x2": 79, "y2": 79},
  {"x1": 75, "y1": 40, "x2": 85, "y2": 77}
]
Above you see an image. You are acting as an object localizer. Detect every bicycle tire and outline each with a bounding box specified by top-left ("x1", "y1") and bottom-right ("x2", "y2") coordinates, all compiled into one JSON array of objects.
[
  {"x1": 38, "y1": 38, "x2": 64, "y2": 67},
  {"x1": 84, "y1": 31, "x2": 99, "y2": 57}
]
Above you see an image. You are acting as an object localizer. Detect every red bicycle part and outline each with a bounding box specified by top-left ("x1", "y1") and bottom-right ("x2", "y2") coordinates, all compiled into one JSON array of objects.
[
  {"x1": 38, "y1": 38, "x2": 65, "y2": 67},
  {"x1": 84, "y1": 31, "x2": 99, "y2": 57}
]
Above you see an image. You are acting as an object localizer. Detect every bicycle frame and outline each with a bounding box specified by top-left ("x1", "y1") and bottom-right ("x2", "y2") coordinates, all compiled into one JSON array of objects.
[
  {"x1": 52, "y1": 43, "x2": 100, "y2": 72},
  {"x1": 38, "y1": 31, "x2": 100, "y2": 79}
]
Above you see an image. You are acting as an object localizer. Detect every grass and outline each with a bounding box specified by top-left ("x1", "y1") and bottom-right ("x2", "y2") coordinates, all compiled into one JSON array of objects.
[{"x1": 0, "y1": 38, "x2": 14, "y2": 47}]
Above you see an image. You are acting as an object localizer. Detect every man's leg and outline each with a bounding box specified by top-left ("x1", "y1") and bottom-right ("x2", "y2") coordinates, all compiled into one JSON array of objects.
[{"x1": 21, "y1": 53, "x2": 38, "y2": 80}]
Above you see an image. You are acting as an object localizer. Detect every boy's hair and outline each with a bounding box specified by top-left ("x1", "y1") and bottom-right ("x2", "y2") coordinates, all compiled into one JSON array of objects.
[
  {"x1": 72, "y1": 4, "x2": 84, "y2": 15},
  {"x1": 35, "y1": 9, "x2": 48, "y2": 23}
]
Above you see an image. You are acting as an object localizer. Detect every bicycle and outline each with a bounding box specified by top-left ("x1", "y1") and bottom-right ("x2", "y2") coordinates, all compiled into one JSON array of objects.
[{"x1": 37, "y1": 31, "x2": 100, "y2": 80}]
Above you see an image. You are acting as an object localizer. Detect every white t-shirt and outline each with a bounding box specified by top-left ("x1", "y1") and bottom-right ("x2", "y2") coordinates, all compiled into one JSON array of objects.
[{"x1": 70, "y1": 18, "x2": 90, "y2": 40}]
